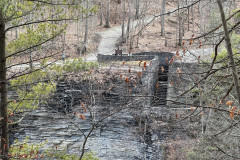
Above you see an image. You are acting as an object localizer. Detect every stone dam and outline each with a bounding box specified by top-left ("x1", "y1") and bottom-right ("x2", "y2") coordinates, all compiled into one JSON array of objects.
[{"x1": 10, "y1": 52, "x2": 202, "y2": 160}]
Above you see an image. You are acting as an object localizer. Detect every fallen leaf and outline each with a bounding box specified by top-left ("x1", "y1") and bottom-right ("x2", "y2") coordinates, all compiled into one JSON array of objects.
[
  {"x1": 169, "y1": 58, "x2": 174, "y2": 64},
  {"x1": 125, "y1": 78, "x2": 129, "y2": 83},
  {"x1": 143, "y1": 61, "x2": 147, "y2": 67},
  {"x1": 80, "y1": 114, "x2": 85, "y2": 120},
  {"x1": 190, "y1": 106, "x2": 195, "y2": 111},
  {"x1": 219, "y1": 101, "x2": 222, "y2": 105},
  {"x1": 230, "y1": 110, "x2": 234, "y2": 120},
  {"x1": 143, "y1": 62, "x2": 147, "y2": 70},
  {"x1": 226, "y1": 100, "x2": 234, "y2": 106},
  {"x1": 77, "y1": 113, "x2": 80, "y2": 119},
  {"x1": 129, "y1": 88, "x2": 132, "y2": 93},
  {"x1": 183, "y1": 48, "x2": 186, "y2": 55},
  {"x1": 81, "y1": 102, "x2": 85, "y2": 108},
  {"x1": 177, "y1": 67, "x2": 181, "y2": 73},
  {"x1": 176, "y1": 50, "x2": 179, "y2": 56},
  {"x1": 189, "y1": 38, "x2": 193, "y2": 45},
  {"x1": 166, "y1": 57, "x2": 168, "y2": 64},
  {"x1": 4, "y1": 144, "x2": 7, "y2": 149},
  {"x1": 161, "y1": 66, "x2": 164, "y2": 73},
  {"x1": 177, "y1": 56, "x2": 182, "y2": 61}
]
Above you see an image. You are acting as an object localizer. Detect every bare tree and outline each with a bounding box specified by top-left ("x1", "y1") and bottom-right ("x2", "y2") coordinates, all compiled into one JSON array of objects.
[
  {"x1": 99, "y1": 1, "x2": 103, "y2": 26},
  {"x1": 161, "y1": 0, "x2": 166, "y2": 36},
  {"x1": 122, "y1": 0, "x2": 126, "y2": 42},
  {"x1": 135, "y1": 0, "x2": 140, "y2": 19},
  {"x1": 0, "y1": 11, "x2": 8, "y2": 160},
  {"x1": 104, "y1": 0, "x2": 111, "y2": 28}
]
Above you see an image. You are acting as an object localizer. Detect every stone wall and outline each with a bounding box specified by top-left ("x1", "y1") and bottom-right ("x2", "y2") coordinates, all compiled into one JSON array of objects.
[
  {"x1": 11, "y1": 52, "x2": 200, "y2": 160},
  {"x1": 97, "y1": 51, "x2": 174, "y2": 63},
  {"x1": 97, "y1": 54, "x2": 155, "y2": 62}
]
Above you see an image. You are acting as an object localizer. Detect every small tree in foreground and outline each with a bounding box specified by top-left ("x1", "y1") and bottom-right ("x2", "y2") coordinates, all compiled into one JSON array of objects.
[{"x1": 0, "y1": 0, "x2": 86, "y2": 159}]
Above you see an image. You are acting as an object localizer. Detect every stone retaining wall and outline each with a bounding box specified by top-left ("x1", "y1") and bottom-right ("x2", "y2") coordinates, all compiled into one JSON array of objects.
[
  {"x1": 11, "y1": 51, "x2": 201, "y2": 160},
  {"x1": 97, "y1": 51, "x2": 174, "y2": 63}
]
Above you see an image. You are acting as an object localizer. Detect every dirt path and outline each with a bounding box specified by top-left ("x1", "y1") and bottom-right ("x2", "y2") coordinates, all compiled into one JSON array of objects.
[{"x1": 85, "y1": 15, "x2": 155, "y2": 61}]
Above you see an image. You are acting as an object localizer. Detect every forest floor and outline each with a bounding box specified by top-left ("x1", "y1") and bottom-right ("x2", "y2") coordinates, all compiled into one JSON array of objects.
[
  {"x1": 84, "y1": 15, "x2": 155, "y2": 61},
  {"x1": 76, "y1": 1, "x2": 212, "y2": 62}
]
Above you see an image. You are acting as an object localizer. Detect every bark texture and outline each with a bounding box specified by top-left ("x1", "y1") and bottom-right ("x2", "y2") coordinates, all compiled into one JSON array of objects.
[
  {"x1": 161, "y1": 0, "x2": 166, "y2": 36},
  {"x1": 0, "y1": 12, "x2": 9, "y2": 160}
]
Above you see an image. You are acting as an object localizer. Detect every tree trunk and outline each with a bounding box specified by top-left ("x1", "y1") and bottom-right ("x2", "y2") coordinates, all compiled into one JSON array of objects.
[
  {"x1": 129, "y1": 14, "x2": 134, "y2": 50},
  {"x1": 114, "y1": 1, "x2": 118, "y2": 24},
  {"x1": 83, "y1": 2, "x2": 88, "y2": 48},
  {"x1": 81, "y1": 0, "x2": 89, "y2": 55},
  {"x1": 135, "y1": 0, "x2": 140, "y2": 19},
  {"x1": 77, "y1": 19, "x2": 80, "y2": 44},
  {"x1": 126, "y1": 0, "x2": 131, "y2": 40},
  {"x1": 217, "y1": 0, "x2": 240, "y2": 105},
  {"x1": 191, "y1": 1, "x2": 194, "y2": 30},
  {"x1": 104, "y1": 0, "x2": 111, "y2": 28},
  {"x1": 0, "y1": 12, "x2": 9, "y2": 160},
  {"x1": 161, "y1": 0, "x2": 166, "y2": 36},
  {"x1": 99, "y1": 1, "x2": 103, "y2": 26},
  {"x1": 28, "y1": 13, "x2": 33, "y2": 71},
  {"x1": 199, "y1": 0, "x2": 203, "y2": 34},
  {"x1": 187, "y1": 0, "x2": 189, "y2": 31},
  {"x1": 178, "y1": 0, "x2": 182, "y2": 46},
  {"x1": 122, "y1": 0, "x2": 126, "y2": 42},
  {"x1": 126, "y1": 18, "x2": 131, "y2": 40}
]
